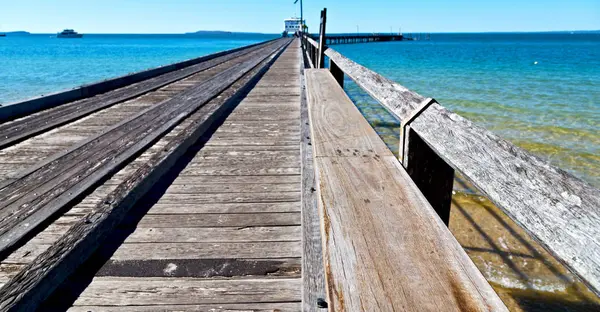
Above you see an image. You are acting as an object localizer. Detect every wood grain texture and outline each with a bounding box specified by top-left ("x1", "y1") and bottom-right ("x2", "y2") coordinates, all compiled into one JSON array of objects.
[
  {"x1": 109, "y1": 242, "x2": 301, "y2": 260},
  {"x1": 67, "y1": 277, "x2": 301, "y2": 306},
  {"x1": 305, "y1": 69, "x2": 507, "y2": 311},
  {"x1": 122, "y1": 226, "x2": 301, "y2": 243},
  {"x1": 326, "y1": 45, "x2": 600, "y2": 296},
  {"x1": 0, "y1": 39, "x2": 292, "y2": 312},
  {"x1": 300, "y1": 51, "x2": 327, "y2": 312},
  {"x1": 133, "y1": 213, "x2": 300, "y2": 228},
  {"x1": 66, "y1": 302, "x2": 301, "y2": 312},
  {"x1": 303, "y1": 69, "x2": 391, "y2": 158}
]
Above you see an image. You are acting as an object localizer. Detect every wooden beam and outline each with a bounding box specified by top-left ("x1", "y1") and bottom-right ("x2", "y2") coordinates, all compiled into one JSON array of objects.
[
  {"x1": 305, "y1": 69, "x2": 507, "y2": 311},
  {"x1": 317, "y1": 9, "x2": 327, "y2": 69},
  {"x1": 324, "y1": 46, "x2": 600, "y2": 296},
  {"x1": 329, "y1": 59, "x2": 344, "y2": 88},
  {"x1": 299, "y1": 53, "x2": 327, "y2": 311},
  {"x1": 403, "y1": 128, "x2": 454, "y2": 225}
]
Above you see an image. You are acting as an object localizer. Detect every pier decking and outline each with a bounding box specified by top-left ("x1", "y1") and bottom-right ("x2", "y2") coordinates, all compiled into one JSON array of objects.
[{"x1": 0, "y1": 20, "x2": 598, "y2": 310}]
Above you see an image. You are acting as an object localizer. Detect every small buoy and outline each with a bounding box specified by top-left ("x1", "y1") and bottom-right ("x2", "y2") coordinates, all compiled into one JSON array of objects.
[{"x1": 534, "y1": 61, "x2": 538, "y2": 65}]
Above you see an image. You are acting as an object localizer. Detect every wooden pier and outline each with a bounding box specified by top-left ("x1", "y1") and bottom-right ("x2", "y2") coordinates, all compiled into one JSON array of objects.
[
  {"x1": 0, "y1": 9, "x2": 598, "y2": 311},
  {"x1": 320, "y1": 34, "x2": 404, "y2": 45}
]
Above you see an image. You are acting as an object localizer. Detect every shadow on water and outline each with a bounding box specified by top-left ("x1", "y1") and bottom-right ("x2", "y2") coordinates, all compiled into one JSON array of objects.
[{"x1": 451, "y1": 196, "x2": 600, "y2": 311}]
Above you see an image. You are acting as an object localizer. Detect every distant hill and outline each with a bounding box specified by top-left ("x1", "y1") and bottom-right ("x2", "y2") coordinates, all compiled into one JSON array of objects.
[
  {"x1": 185, "y1": 30, "x2": 270, "y2": 36},
  {"x1": 3, "y1": 31, "x2": 30, "y2": 35}
]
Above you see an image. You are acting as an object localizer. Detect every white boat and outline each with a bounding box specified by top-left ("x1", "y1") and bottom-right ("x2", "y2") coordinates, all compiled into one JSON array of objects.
[{"x1": 57, "y1": 29, "x2": 83, "y2": 38}]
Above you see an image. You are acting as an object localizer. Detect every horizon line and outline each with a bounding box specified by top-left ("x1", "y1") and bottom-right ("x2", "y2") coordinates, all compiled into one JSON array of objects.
[{"x1": 4, "y1": 29, "x2": 600, "y2": 35}]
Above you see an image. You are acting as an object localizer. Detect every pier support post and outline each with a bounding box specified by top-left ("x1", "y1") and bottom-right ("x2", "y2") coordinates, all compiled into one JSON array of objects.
[
  {"x1": 400, "y1": 102, "x2": 455, "y2": 226},
  {"x1": 403, "y1": 128, "x2": 454, "y2": 225},
  {"x1": 329, "y1": 59, "x2": 344, "y2": 88},
  {"x1": 317, "y1": 8, "x2": 327, "y2": 68}
]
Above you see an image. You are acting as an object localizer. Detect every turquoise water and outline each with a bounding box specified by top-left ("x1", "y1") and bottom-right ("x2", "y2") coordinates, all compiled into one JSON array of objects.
[
  {"x1": 1, "y1": 32, "x2": 598, "y2": 187},
  {"x1": 0, "y1": 34, "x2": 276, "y2": 105},
  {"x1": 335, "y1": 33, "x2": 600, "y2": 187}
]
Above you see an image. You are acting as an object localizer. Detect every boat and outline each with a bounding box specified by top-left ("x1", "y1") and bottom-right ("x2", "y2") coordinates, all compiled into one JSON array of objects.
[
  {"x1": 57, "y1": 29, "x2": 83, "y2": 38},
  {"x1": 0, "y1": 34, "x2": 5, "y2": 37}
]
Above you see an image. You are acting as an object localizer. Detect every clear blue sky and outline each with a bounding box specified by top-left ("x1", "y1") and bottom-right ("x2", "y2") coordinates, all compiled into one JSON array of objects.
[{"x1": 1, "y1": 0, "x2": 599, "y2": 34}]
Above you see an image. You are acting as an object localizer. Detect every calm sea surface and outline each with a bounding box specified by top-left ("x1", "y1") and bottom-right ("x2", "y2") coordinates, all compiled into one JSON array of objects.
[
  {"x1": 335, "y1": 32, "x2": 600, "y2": 187},
  {"x1": 0, "y1": 33, "x2": 276, "y2": 104},
  {"x1": 0, "y1": 32, "x2": 598, "y2": 186}
]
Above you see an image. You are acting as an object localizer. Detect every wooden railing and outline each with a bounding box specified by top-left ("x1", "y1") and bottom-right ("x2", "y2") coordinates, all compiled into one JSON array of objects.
[{"x1": 302, "y1": 9, "x2": 600, "y2": 297}]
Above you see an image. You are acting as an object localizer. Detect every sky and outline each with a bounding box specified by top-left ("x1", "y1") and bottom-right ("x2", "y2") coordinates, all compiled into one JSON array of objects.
[{"x1": 1, "y1": 0, "x2": 599, "y2": 34}]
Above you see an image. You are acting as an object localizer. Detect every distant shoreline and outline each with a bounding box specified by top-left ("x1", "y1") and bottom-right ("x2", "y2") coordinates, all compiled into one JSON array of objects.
[{"x1": 4, "y1": 30, "x2": 599, "y2": 36}]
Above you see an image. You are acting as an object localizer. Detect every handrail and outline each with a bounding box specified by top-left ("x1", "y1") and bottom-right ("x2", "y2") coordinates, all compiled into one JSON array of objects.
[
  {"x1": 301, "y1": 35, "x2": 320, "y2": 68},
  {"x1": 322, "y1": 45, "x2": 600, "y2": 296}
]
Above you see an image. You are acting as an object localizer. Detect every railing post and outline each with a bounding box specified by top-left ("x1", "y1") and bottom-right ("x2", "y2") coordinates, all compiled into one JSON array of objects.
[
  {"x1": 402, "y1": 125, "x2": 455, "y2": 226},
  {"x1": 317, "y1": 8, "x2": 327, "y2": 68},
  {"x1": 329, "y1": 59, "x2": 344, "y2": 88}
]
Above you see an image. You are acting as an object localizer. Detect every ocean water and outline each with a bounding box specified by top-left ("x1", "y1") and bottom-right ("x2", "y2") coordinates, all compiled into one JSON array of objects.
[
  {"x1": 0, "y1": 33, "x2": 276, "y2": 105},
  {"x1": 1, "y1": 32, "x2": 598, "y2": 188},
  {"x1": 335, "y1": 32, "x2": 600, "y2": 187}
]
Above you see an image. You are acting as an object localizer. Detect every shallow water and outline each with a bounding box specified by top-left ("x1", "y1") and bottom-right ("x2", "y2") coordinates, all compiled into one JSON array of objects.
[
  {"x1": 336, "y1": 33, "x2": 600, "y2": 310},
  {"x1": 0, "y1": 33, "x2": 277, "y2": 105},
  {"x1": 336, "y1": 32, "x2": 600, "y2": 187}
]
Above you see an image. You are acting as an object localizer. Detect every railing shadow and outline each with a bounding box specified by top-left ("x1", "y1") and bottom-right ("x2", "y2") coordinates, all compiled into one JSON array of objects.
[{"x1": 451, "y1": 196, "x2": 600, "y2": 311}]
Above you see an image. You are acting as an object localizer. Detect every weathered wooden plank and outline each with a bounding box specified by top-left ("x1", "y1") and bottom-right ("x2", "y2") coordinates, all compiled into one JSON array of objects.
[
  {"x1": 300, "y1": 57, "x2": 327, "y2": 311},
  {"x1": 326, "y1": 45, "x2": 600, "y2": 296},
  {"x1": 204, "y1": 139, "x2": 299, "y2": 146},
  {"x1": 66, "y1": 302, "x2": 301, "y2": 312},
  {"x1": 123, "y1": 226, "x2": 301, "y2": 243},
  {"x1": 304, "y1": 70, "x2": 393, "y2": 158},
  {"x1": 164, "y1": 183, "x2": 299, "y2": 193},
  {"x1": 133, "y1": 213, "x2": 300, "y2": 228},
  {"x1": 146, "y1": 202, "x2": 301, "y2": 214},
  {"x1": 183, "y1": 157, "x2": 300, "y2": 167},
  {"x1": 0, "y1": 39, "x2": 293, "y2": 311},
  {"x1": 167, "y1": 175, "x2": 302, "y2": 184},
  {"x1": 26, "y1": 225, "x2": 301, "y2": 245},
  {"x1": 305, "y1": 69, "x2": 507, "y2": 311},
  {"x1": 67, "y1": 201, "x2": 302, "y2": 216},
  {"x1": 180, "y1": 166, "x2": 300, "y2": 176},
  {"x1": 110, "y1": 242, "x2": 301, "y2": 260},
  {"x1": 64, "y1": 277, "x2": 300, "y2": 306}
]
